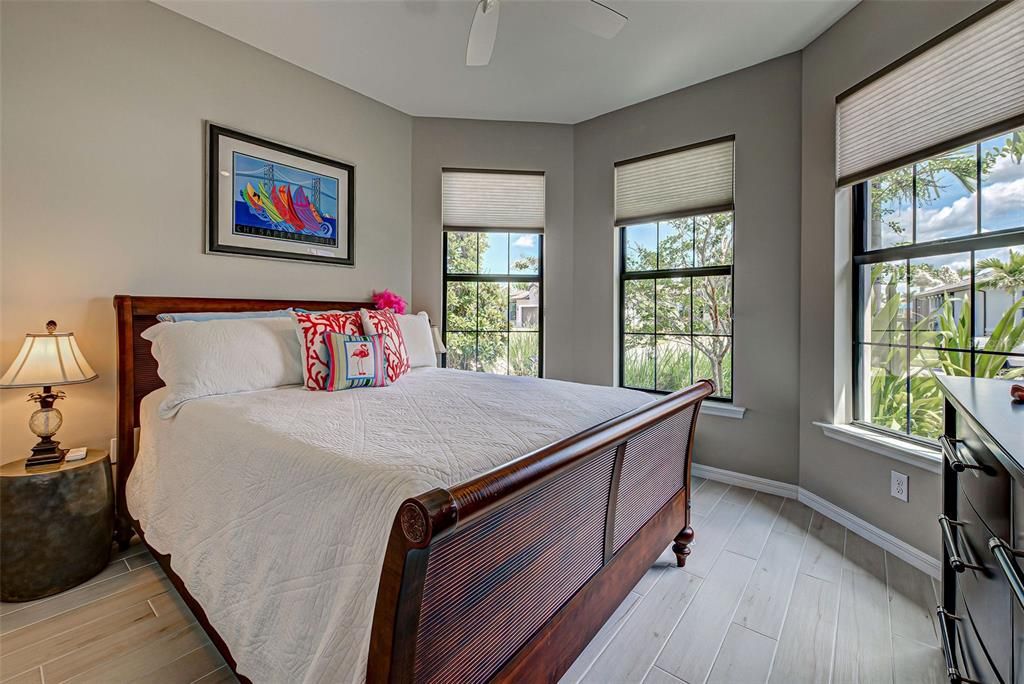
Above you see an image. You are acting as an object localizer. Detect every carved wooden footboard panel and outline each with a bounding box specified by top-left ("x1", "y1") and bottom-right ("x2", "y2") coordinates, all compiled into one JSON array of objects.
[{"x1": 367, "y1": 383, "x2": 711, "y2": 684}]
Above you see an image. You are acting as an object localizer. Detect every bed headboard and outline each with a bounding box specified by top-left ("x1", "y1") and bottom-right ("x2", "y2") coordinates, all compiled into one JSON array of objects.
[{"x1": 112, "y1": 294, "x2": 372, "y2": 547}]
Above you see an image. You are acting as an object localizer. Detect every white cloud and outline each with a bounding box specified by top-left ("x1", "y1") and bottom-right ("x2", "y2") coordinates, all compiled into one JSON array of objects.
[
  {"x1": 876, "y1": 157, "x2": 1022, "y2": 243},
  {"x1": 984, "y1": 153, "x2": 1024, "y2": 185},
  {"x1": 981, "y1": 176, "x2": 1024, "y2": 228},
  {"x1": 513, "y1": 235, "x2": 536, "y2": 248},
  {"x1": 916, "y1": 194, "x2": 975, "y2": 239}
]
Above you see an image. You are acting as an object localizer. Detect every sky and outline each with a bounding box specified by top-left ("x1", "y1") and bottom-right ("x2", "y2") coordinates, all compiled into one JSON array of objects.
[
  {"x1": 875, "y1": 131, "x2": 1024, "y2": 249},
  {"x1": 479, "y1": 232, "x2": 539, "y2": 274},
  {"x1": 232, "y1": 152, "x2": 339, "y2": 215}
]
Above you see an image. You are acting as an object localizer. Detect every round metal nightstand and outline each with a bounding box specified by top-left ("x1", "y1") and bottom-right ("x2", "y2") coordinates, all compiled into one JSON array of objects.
[{"x1": 1, "y1": 449, "x2": 114, "y2": 602}]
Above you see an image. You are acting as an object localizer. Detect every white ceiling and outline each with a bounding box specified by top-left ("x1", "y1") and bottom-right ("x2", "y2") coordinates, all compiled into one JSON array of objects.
[{"x1": 156, "y1": 0, "x2": 857, "y2": 124}]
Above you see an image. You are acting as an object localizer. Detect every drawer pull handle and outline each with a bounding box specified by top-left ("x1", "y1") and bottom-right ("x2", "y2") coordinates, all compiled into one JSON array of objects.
[
  {"x1": 938, "y1": 515, "x2": 983, "y2": 573},
  {"x1": 936, "y1": 607, "x2": 982, "y2": 684},
  {"x1": 989, "y1": 537, "x2": 1024, "y2": 610},
  {"x1": 939, "y1": 436, "x2": 983, "y2": 472}
]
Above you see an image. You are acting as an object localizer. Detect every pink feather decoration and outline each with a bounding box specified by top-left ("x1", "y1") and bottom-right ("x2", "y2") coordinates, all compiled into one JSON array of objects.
[{"x1": 372, "y1": 289, "x2": 407, "y2": 315}]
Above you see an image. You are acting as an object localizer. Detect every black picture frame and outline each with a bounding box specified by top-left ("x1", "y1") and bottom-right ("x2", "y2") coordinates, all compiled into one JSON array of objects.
[{"x1": 206, "y1": 123, "x2": 355, "y2": 267}]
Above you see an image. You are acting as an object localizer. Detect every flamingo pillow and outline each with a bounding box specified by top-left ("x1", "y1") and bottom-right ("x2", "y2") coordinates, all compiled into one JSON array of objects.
[
  {"x1": 324, "y1": 333, "x2": 391, "y2": 390},
  {"x1": 359, "y1": 308, "x2": 411, "y2": 382},
  {"x1": 291, "y1": 310, "x2": 364, "y2": 390}
]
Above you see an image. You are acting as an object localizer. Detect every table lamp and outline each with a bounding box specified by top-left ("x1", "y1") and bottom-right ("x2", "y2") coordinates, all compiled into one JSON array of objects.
[{"x1": 0, "y1": 321, "x2": 97, "y2": 467}]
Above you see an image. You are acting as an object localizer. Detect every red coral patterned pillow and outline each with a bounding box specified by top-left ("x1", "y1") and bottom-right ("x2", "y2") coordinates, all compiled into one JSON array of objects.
[
  {"x1": 291, "y1": 310, "x2": 364, "y2": 390},
  {"x1": 359, "y1": 308, "x2": 411, "y2": 383}
]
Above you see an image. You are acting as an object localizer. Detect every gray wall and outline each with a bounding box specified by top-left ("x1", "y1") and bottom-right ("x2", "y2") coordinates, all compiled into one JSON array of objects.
[
  {"x1": 410, "y1": 118, "x2": 575, "y2": 380},
  {"x1": 571, "y1": 54, "x2": 803, "y2": 484},
  {"x1": 799, "y1": 0, "x2": 988, "y2": 556},
  {"x1": 3, "y1": 0, "x2": 993, "y2": 555},
  {"x1": 0, "y1": 1, "x2": 412, "y2": 460}
]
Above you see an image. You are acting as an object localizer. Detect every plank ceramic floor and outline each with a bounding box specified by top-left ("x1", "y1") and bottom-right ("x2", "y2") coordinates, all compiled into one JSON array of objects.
[
  {"x1": 0, "y1": 544, "x2": 236, "y2": 684},
  {"x1": 0, "y1": 481, "x2": 942, "y2": 683},
  {"x1": 565, "y1": 480, "x2": 945, "y2": 684}
]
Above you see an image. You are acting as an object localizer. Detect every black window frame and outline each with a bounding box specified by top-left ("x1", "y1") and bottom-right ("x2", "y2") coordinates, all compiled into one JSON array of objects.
[
  {"x1": 851, "y1": 133, "x2": 1024, "y2": 443},
  {"x1": 618, "y1": 210, "x2": 735, "y2": 401},
  {"x1": 441, "y1": 229, "x2": 545, "y2": 377}
]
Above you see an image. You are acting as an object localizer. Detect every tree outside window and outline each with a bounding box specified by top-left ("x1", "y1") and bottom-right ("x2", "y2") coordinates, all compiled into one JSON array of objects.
[{"x1": 444, "y1": 231, "x2": 542, "y2": 377}]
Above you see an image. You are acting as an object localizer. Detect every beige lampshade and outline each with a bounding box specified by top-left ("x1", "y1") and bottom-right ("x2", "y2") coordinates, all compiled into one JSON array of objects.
[
  {"x1": 430, "y1": 325, "x2": 447, "y2": 354},
  {"x1": 0, "y1": 330, "x2": 98, "y2": 388}
]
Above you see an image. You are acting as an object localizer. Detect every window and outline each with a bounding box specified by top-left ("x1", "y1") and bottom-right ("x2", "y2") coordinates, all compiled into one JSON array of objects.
[
  {"x1": 615, "y1": 136, "x2": 736, "y2": 400},
  {"x1": 442, "y1": 170, "x2": 544, "y2": 376},
  {"x1": 853, "y1": 128, "x2": 1024, "y2": 441},
  {"x1": 619, "y1": 212, "x2": 734, "y2": 398}
]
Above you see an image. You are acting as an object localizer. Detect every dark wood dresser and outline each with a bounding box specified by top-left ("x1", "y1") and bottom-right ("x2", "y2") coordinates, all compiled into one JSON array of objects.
[{"x1": 938, "y1": 376, "x2": 1024, "y2": 683}]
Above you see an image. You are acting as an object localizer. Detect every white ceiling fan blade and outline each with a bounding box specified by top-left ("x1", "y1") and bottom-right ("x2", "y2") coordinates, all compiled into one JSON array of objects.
[
  {"x1": 570, "y1": 0, "x2": 627, "y2": 39},
  {"x1": 466, "y1": 0, "x2": 500, "y2": 66}
]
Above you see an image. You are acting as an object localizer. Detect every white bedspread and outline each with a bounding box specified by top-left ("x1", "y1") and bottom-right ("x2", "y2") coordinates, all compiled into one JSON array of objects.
[{"x1": 127, "y1": 368, "x2": 650, "y2": 683}]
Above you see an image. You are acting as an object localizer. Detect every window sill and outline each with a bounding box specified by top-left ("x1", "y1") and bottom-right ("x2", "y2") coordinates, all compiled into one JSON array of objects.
[
  {"x1": 814, "y1": 421, "x2": 941, "y2": 474},
  {"x1": 702, "y1": 402, "x2": 747, "y2": 420},
  {"x1": 639, "y1": 391, "x2": 746, "y2": 419}
]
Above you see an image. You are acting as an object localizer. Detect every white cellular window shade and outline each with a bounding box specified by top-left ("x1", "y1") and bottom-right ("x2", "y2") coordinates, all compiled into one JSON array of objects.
[
  {"x1": 615, "y1": 138, "x2": 734, "y2": 225},
  {"x1": 442, "y1": 170, "x2": 545, "y2": 231},
  {"x1": 836, "y1": 0, "x2": 1024, "y2": 186}
]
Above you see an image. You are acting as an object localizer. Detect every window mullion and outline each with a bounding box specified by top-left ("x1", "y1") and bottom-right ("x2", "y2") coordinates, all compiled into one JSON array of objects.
[
  {"x1": 975, "y1": 142, "x2": 982, "y2": 235},
  {"x1": 970, "y1": 250, "x2": 976, "y2": 376},
  {"x1": 971, "y1": 144, "x2": 980, "y2": 375},
  {"x1": 475, "y1": 276, "x2": 480, "y2": 371},
  {"x1": 653, "y1": 275, "x2": 658, "y2": 391},
  {"x1": 911, "y1": 165, "x2": 917, "y2": 245},
  {"x1": 904, "y1": 258, "x2": 911, "y2": 436},
  {"x1": 689, "y1": 276, "x2": 694, "y2": 387}
]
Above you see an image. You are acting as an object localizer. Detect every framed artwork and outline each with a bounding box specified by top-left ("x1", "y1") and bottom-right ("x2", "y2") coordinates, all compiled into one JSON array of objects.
[{"x1": 207, "y1": 123, "x2": 355, "y2": 266}]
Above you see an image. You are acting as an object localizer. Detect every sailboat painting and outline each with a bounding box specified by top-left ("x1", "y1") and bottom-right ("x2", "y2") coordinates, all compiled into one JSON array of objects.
[
  {"x1": 208, "y1": 124, "x2": 355, "y2": 267},
  {"x1": 233, "y1": 152, "x2": 339, "y2": 247}
]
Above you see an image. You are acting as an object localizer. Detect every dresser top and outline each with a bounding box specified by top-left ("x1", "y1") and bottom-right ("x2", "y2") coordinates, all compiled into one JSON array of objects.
[{"x1": 937, "y1": 376, "x2": 1023, "y2": 468}]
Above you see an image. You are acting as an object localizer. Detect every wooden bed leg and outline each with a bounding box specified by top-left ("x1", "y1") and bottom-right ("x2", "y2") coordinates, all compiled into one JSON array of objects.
[
  {"x1": 114, "y1": 514, "x2": 133, "y2": 551},
  {"x1": 672, "y1": 526, "x2": 694, "y2": 567}
]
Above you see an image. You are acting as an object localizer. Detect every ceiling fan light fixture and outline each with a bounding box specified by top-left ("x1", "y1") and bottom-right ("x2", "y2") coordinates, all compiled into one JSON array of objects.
[{"x1": 466, "y1": 0, "x2": 500, "y2": 67}]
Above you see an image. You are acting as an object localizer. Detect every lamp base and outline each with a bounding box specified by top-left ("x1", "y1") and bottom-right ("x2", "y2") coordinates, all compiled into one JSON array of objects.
[{"x1": 27, "y1": 439, "x2": 65, "y2": 468}]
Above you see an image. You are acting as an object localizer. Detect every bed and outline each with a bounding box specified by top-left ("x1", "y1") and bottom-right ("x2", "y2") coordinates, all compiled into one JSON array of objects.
[{"x1": 114, "y1": 295, "x2": 713, "y2": 683}]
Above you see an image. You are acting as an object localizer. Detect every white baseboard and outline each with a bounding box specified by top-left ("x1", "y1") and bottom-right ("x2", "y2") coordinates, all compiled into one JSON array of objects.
[
  {"x1": 692, "y1": 463, "x2": 799, "y2": 498},
  {"x1": 796, "y1": 488, "x2": 941, "y2": 579},
  {"x1": 693, "y1": 463, "x2": 941, "y2": 579}
]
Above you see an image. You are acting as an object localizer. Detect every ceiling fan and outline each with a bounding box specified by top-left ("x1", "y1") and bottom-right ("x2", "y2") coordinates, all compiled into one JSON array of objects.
[{"x1": 466, "y1": 0, "x2": 628, "y2": 66}]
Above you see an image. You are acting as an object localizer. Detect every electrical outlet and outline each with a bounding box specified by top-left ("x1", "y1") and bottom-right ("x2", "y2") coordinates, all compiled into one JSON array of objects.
[{"x1": 891, "y1": 470, "x2": 909, "y2": 502}]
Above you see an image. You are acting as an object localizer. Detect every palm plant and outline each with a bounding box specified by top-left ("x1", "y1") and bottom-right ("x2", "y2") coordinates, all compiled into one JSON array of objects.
[
  {"x1": 868, "y1": 291, "x2": 1024, "y2": 439},
  {"x1": 977, "y1": 249, "x2": 1024, "y2": 292}
]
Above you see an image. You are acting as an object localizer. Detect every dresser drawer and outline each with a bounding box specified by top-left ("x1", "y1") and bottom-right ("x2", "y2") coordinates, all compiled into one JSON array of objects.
[
  {"x1": 944, "y1": 588, "x2": 1005, "y2": 684},
  {"x1": 1014, "y1": 480, "x2": 1024, "y2": 682},
  {"x1": 953, "y1": 488, "x2": 1013, "y2": 679},
  {"x1": 953, "y1": 416, "x2": 1011, "y2": 535},
  {"x1": 1014, "y1": 601, "x2": 1023, "y2": 684}
]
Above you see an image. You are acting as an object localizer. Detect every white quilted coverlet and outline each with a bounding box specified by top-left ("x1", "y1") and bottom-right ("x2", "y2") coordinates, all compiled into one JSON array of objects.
[{"x1": 127, "y1": 368, "x2": 650, "y2": 683}]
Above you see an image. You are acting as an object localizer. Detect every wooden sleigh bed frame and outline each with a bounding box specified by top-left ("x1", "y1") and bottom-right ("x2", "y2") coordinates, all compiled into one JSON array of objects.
[{"x1": 114, "y1": 294, "x2": 713, "y2": 684}]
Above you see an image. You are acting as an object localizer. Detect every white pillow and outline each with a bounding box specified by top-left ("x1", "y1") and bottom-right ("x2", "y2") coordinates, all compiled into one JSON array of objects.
[
  {"x1": 397, "y1": 311, "x2": 436, "y2": 368},
  {"x1": 141, "y1": 317, "x2": 302, "y2": 417}
]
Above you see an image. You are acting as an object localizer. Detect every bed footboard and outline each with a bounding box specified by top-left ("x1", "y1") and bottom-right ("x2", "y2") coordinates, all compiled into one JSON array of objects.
[{"x1": 368, "y1": 380, "x2": 713, "y2": 684}]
